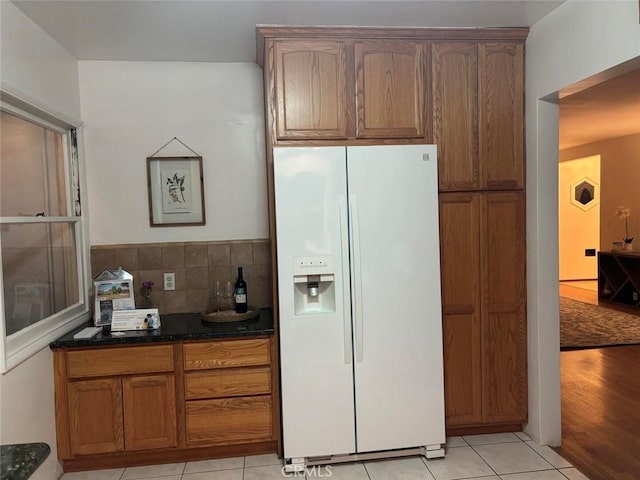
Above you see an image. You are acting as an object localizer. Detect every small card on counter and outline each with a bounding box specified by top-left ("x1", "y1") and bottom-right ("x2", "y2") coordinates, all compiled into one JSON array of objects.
[
  {"x1": 111, "y1": 309, "x2": 161, "y2": 331},
  {"x1": 73, "y1": 326, "x2": 103, "y2": 339}
]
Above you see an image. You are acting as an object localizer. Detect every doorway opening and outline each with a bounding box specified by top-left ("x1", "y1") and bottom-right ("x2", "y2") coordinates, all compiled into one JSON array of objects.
[
  {"x1": 554, "y1": 64, "x2": 640, "y2": 479},
  {"x1": 558, "y1": 155, "x2": 600, "y2": 304}
]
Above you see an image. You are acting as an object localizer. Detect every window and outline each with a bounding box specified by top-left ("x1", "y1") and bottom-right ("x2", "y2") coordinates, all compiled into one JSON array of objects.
[{"x1": 0, "y1": 100, "x2": 89, "y2": 371}]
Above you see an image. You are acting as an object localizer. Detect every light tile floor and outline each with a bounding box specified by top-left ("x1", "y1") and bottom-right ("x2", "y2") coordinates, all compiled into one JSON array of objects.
[{"x1": 60, "y1": 433, "x2": 591, "y2": 479}]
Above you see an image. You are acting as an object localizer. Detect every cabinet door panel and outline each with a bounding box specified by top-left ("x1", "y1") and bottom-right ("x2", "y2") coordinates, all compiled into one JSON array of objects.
[
  {"x1": 186, "y1": 396, "x2": 272, "y2": 446},
  {"x1": 482, "y1": 312, "x2": 527, "y2": 423},
  {"x1": 443, "y1": 314, "x2": 482, "y2": 425},
  {"x1": 68, "y1": 379, "x2": 124, "y2": 455},
  {"x1": 123, "y1": 375, "x2": 177, "y2": 451},
  {"x1": 274, "y1": 40, "x2": 349, "y2": 139},
  {"x1": 480, "y1": 192, "x2": 526, "y2": 423},
  {"x1": 439, "y1": 193, "x2": 482, "y2": 425},
  {"x1": 355, "y1": 40, "x2": 425, "y2": 138},
  {"x1": 432, "y1": 43, "x2": 478, "y2": 191},
  {"x1": 479, "y1": 43, "x2": 524, "y2": 189}
]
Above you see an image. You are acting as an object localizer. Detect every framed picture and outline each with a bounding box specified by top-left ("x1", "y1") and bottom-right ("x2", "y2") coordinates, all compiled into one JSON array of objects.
[{"x1": 147, "y1": 156, "x2": 205, "y2": 226}]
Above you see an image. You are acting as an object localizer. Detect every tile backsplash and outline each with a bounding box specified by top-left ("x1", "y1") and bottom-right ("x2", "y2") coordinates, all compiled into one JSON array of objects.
[{"x1": 91, "y1": 239, "x2": 272, "y2": 314}]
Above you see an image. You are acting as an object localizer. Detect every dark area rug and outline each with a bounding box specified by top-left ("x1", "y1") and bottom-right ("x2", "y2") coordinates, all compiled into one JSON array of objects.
[{"x1": 560, "y1": 297, "x2": 640, "y2": 349}]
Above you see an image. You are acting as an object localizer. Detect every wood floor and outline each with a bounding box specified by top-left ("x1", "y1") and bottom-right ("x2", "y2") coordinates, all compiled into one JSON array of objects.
[
  {"x1": 555, "y1": 346, "x2": 640, "y2": 480},
  {"x1": 557, "y1": 281, "x2": 640, "y2": 480},
  {"x1": 559, "y1": 280, "x2": 598, "y2": 305}
]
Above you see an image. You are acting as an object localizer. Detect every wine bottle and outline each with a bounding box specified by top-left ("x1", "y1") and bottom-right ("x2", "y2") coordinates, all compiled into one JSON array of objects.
[{"x1": 234, "y1": 266, "x2": 248, "y2": 313}]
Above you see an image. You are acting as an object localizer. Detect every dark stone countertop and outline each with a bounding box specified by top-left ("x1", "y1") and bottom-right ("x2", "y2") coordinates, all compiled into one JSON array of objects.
[
  {"x1": 49, "y1": 308, "x2": 273, "y2": 349},
  {"x1": 0, "y1": 443, "x2": 50, "y2": 480}
]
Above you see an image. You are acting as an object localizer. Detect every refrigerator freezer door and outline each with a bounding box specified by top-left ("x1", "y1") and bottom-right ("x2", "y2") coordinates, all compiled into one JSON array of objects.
[
  {"x1": 347, "y1": 144, "x2": 446, "y2": 452},
  {"x1": 274, "y1": 146, "x2": 357, "y2": 459}
]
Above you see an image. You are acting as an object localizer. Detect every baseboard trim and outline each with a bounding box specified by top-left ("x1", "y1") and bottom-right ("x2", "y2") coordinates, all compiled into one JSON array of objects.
[
  {"x1": 446, "y1": 422, "x2": 524, "y2": 437},
  {"x1": 62, "y1": 441, "x2": 278, "y2": 472}
]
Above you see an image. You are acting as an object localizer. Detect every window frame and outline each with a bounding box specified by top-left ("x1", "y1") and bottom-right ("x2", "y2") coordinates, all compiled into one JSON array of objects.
[{"x1": 0, "y1": 97, "x2": 90, "y2": 372}]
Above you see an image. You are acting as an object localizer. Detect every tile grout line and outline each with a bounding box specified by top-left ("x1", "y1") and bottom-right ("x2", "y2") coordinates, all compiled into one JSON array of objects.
[
  {"x1": 469, "y1": 436, "x2": 561, "y2": 478},
  {"x1": 558, "y1": 468, "x2": 572, "y2": 480},
  {"x1": 362, "y1": 460, "x2": 373, "y2": 480},
  {"x1": 522, "y1": 438, "x2": 571, "y2": 471},
  {"x1": 461, "y1": 442, "x2": 500, "y2": 478}
]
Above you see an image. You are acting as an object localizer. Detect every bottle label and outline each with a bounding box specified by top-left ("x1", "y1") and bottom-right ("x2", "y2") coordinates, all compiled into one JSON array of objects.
[{"x1": 235, "y1": 294, "x2": 247, "y2": 303}]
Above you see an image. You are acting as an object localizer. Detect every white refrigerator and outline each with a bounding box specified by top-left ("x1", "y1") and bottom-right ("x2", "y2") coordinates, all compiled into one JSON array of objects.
[{"x1": 273, "y1": 145, "x2": 445, "y2": 469}]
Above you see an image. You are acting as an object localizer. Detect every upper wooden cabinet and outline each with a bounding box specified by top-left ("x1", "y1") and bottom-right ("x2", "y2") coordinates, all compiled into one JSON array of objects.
[
  {"x1": 273, "y1": 40, "x2": 350, "y2": 140},
  {"x1": 479, "y1": 43, "x2": 524, "y2": 190},
  {"x1": 432, "y1": 43, "x2": 478, "y2": 190},
  {"x1": 432, "y1": 41, "x2": 524, "y2": 191},
  {"x1": 267, "y1": 35, "x2": 429, "y2": 142},
  {"x1": 355, "y1": 40, "x2": 425, "y2": 138}
]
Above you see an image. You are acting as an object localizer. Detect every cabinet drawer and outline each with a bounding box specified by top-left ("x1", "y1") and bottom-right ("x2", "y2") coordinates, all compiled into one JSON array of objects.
[
  {"x1": 186, "y1": 396, "x2": 272, "y2": 446},
  {"x1": 67, "y1": 345, "x2": 174, "y2": 378},
  {"x1": 183, "y1": 338, "x2": 270, "y2": 370},
  {"x1": 185, "y1": 367, "x2": 271, "y2": 400}
]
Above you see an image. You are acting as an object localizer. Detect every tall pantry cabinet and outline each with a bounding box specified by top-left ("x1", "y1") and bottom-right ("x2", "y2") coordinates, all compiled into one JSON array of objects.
[
  {"x1": 432, "y1": 40, "x2": 526, "y2": 430},
  {"x1": 257, "y1": 27, "x2": 528, "y2": 435}
]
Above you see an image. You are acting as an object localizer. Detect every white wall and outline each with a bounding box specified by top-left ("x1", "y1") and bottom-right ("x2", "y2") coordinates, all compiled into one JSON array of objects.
[
  {"x1": 0, "y1": 1, "x2": 80, "y2": 122},
  {"x1": 0, "y1": 3, "x2": 79, "y2": 478},
  {"x1": 526, "y1": 0, "x2": 640, "y2": 445},
  {"x1": 558, "y1": 156, "x2": 600, "y2": 280},
  {"x1": 560, "y1": 133, "x2": 640, "y2": 249},
  {"x1": 0, "y1": 349, "x2": 59, "y2": 480},
  {"x1": 79, "y1": 61, "x2": 268, "y2": 245}
]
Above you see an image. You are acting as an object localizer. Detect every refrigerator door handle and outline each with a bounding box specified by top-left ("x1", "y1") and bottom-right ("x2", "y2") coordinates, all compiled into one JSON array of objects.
[
  {"x1": 349, "y1": 194, "x2": 364, "y2": 363},
  {"x1": 339, "y1": 196, "x2": 353, "y2": 365}
]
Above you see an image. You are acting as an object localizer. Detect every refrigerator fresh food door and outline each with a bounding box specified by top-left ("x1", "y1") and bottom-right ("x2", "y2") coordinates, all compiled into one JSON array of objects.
[
  {"x1": 347, "y1": 144, "x2": 446, "y2": 452},
  {"x1": 273, "y1": 146, "x2": 357, "y2": 459}
]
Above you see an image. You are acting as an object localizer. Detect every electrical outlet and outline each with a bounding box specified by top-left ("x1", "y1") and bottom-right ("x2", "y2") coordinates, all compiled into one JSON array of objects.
[
  {"x1": 633, "y1": 292, "x2": 638, "y2": 302},
  {"x1": 164, "y1": 272, "x2": 175, "y2": 291}
]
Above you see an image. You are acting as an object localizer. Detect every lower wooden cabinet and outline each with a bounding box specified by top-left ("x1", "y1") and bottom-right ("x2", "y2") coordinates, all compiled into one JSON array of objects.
[
  {"x1": 53, "y1": 337, "x2": 276, "y2": 470},
  {"x1": 123, "y1": 374, "x2": 177, "y2": 451},
  {"x1": 183, "y1": 339, "x2": 273, "y2": 447},
  {"x1": 439, "y1": 191, "x2": 526, "y2": 431},
  {"x1": 186, "y1": 396, "x2": 272, "y2": 446},
  {"x1": 67, "y1": 374, "x2": 177, "y2": 455},
  {"x1": 57, "y1": 345, "x2": 176, "y2": 459},
  {"x1": 185, "y1": 367, "x2": 271, "y2": 400},
  {"x1": 67, "y1": 378, "x2": 124, "y2": 455}
]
